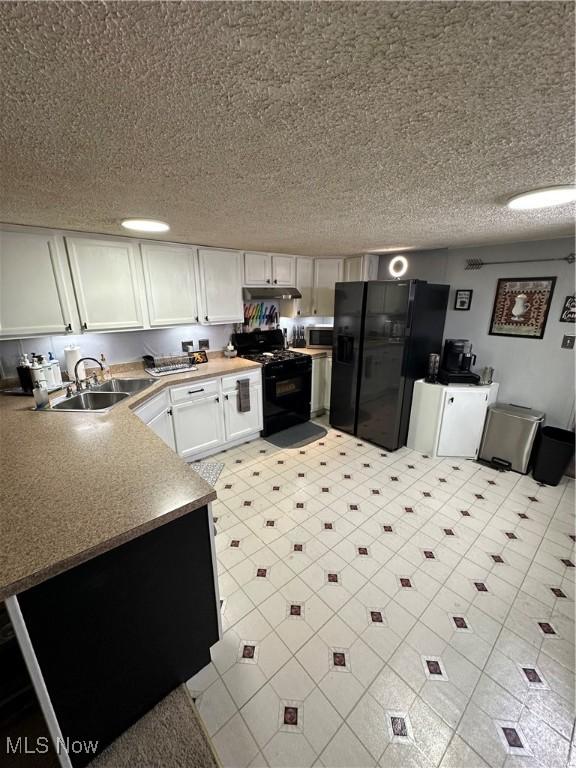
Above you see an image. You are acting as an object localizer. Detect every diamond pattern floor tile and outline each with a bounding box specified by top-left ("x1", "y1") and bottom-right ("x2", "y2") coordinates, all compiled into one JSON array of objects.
[{"x1": 188, "y1": 419, "x2": 574, "y2": 767}]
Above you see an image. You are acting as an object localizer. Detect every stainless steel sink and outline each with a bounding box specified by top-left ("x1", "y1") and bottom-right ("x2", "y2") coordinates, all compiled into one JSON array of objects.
[
  {"x1": 95, "y1": 378, "x2": 155, "y2": 394},
  {"x1": 51, "y1": 391, "x2": 130, "y2": 412}
]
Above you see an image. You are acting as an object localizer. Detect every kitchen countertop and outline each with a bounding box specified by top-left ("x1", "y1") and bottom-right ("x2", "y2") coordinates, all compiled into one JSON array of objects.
[
  {"x1": 0, "y1": 356, "x2": 260, "y2": 601},
  {"x1": 289, "y1": 347, "x2": 332, "y2": 358}
]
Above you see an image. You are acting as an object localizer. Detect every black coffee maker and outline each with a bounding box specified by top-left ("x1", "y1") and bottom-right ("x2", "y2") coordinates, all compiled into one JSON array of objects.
[{"x1": 437, "y1": 339, "x2": 480, "y2": 384}]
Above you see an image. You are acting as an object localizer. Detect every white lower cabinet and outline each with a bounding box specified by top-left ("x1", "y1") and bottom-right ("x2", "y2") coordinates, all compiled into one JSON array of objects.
[
  {"x1": 148, "y1": 406, "x2": 177, "y2": 451},
  {"x1": 223, "y1": 385, "x2": 263, "y2": 440},
  {"x1": 173, "y1": 394, "x2": 225, "y2": 458},
  {"x1": 324, "y1": 357, "x2": 332, "y2": 411},
  {"x1": 311, "y1": 357, "x2": 326, "y2": 415},
  {"x1": 407, "y1": 380, "x2": 499, "y2": 458},
  {"x1": 137, "y1": 370, "x2": 263, "y2": 460}
]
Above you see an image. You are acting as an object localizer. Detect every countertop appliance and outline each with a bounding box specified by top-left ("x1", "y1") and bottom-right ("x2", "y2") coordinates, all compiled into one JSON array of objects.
[
  {"x1": 307, "y1": 326, "x2": 334, "y2": 348},
  {"x1": 407, "y1": 379, "x2": 499, "y2": 458},
  {"x1": 479, "y1": 403, "x2": 545, "y2": 473},
  {"x1": 330, "y1": 280, "x2": 449, "y2": 451},
  {"x1": 437, "y1": 339, "x2": 480, "y2": 385},
  {"x1": 233, "y1": 329, "x2": 311, "y2": 436}
]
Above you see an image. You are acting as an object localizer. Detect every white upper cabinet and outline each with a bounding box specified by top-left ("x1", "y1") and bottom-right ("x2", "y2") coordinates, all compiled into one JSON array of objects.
[
  {"x1": 271, "y1": 254, "x2": 296, "y2": 286},
  {"x1": 197, "y1": 248, "x2": 243, "y2": 324},
  {"x1": 0, "y1": 231, "x2": 77, "y2": 337},
  {"x1": 141, "y1": 243, "x2": 199, "y2": 326},
  {"x1": 344, "y1": 254, "x2": 379, "y2": 282},
  {"x1": 66, "y1": 237, "x2": 145, "y2": 332},
  {"x1": 243, "y1": 252, "x2": 295, "y2": 287},
  {"x1": 313, "y1": 259, "x2": 343, "y2": 316},
  {"x1": 344, "y1": 256, "x2": 362, "y2": 282},
  {"x1": 244, "y1": 252, "x2": 272, "y2": 286},
  {"x1": 296, "y1": 257, "x2": 314, "y2": 316}
]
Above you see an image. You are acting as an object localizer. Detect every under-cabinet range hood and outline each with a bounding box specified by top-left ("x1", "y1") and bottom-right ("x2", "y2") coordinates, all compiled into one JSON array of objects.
[{"x1": 242, "y1": 286, "x2": 302, "y2": 301}]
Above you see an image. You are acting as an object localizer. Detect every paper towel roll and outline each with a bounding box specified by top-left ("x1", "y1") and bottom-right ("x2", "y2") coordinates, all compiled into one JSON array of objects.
[{"x1": 64, "y1": 345, "x2": 84, "y2": 381}]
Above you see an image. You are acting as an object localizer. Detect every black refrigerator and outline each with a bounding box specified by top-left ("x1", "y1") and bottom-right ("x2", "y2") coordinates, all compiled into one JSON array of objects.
[{"x1": 330, "y1": 280, "x2": 449, "y2": 450}]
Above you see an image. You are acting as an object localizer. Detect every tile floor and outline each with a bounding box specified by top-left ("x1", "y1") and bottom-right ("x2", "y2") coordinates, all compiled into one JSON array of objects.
[{"x1": 187, "y1": 419, "x2": 575, "y2": 768}]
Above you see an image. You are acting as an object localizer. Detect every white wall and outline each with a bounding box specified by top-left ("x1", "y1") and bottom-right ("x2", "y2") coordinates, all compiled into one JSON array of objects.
[
  {"x1": 0, "y1": 323, "x2": 235, "y2": 378},
  {"x1": 381, "y1": 238, "x2": 575, "y2": 427}
]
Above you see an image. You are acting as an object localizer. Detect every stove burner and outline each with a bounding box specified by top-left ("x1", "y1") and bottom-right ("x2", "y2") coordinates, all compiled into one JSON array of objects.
[{"x1": 240, "y1": 350, "x2": 307, "y2": 365}]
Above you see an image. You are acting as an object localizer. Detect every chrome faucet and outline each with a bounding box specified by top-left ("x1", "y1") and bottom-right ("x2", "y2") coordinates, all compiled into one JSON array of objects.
[{"x1": 74, "y1": 357, "x2": 104, "y2": 390}]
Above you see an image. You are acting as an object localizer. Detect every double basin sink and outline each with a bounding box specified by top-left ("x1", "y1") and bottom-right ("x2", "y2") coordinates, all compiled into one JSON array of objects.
[{"x1": 51, "y1": 378, "x2": 155, "y2": 412}]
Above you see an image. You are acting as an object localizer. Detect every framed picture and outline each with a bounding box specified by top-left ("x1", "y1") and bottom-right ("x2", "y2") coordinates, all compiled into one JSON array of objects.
[
  {"x1": 560, "y1": 295, "x2": 576, "y2": 323},
  {"x1": 489, "y1": 277, "x2": 556, "y2": 339},
  {"x1": 454, "y1": 289, "x2": 473, "y2": 311}
]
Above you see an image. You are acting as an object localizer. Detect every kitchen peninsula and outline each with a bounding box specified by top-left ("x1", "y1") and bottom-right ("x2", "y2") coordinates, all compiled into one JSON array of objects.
[{"x1": 0, "y1": 356, "x2": 259, "y2": 767}]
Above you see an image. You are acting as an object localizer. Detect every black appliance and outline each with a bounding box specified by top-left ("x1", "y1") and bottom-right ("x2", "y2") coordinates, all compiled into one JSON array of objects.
[
  {"x1": 437, "y1": 339, "x2": 480, "y2": 384},
  {"x1": 233, "y1": 329, "x2": 312, "y2": 436},
  {"x1": 330, "y1": 280, "x2": 449, "y2": 450}
]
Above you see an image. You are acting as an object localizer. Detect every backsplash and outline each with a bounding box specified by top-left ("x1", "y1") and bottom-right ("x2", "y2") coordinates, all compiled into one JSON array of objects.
[{"x1": 0, "y1": 324, "x2": 236, "y2": 379}]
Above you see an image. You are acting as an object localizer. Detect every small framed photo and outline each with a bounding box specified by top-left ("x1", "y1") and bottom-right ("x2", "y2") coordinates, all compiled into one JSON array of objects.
[
  {"x1": 454, "y1": 289, "x2": 473, "y2": 311},
  {"x1": 560, "y1": 295, "x2": 575, "y2": 323}
]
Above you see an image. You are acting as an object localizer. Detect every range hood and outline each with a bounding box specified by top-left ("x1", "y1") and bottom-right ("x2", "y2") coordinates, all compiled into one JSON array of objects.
[{"x1": 242, "y1": 286, "x2": 302, "y2": 301}]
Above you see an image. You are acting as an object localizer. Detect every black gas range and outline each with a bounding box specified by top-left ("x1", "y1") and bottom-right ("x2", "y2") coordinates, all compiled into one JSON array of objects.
[{"x1": 233, "y1": 330, "x2": 311, "y2": 436}]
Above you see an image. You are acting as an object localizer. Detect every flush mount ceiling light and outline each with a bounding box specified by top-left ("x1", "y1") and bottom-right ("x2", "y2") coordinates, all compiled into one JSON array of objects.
[
  {"x1": 121, "y1": 218, "x2": 170, "y2": 233},
  {"x1": 507, "y1": 185, "x2": 576, "y2": 210},
  {"x1": 389, "y1": 255, "x2": 409, "y2": 278}
]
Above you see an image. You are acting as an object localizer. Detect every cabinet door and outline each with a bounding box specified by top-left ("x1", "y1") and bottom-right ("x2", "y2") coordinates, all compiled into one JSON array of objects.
[
  {"x1": 244, "y1": 252, "x2": 271, "y2": 286},
  {"x1": 437, "y1": 389, "x2": 489, "y2": 458},
  {"x1": 344, "y1": 257, "x2": 363, "y2": 282},
  {"x1": 66, "y1": 237, "x2": 145, "y2": 331},
  {"x1": 223, "y1": 385, "x2": 263, "y2": 441},
  {"x1": 197, "y1": 249, "x2": 243, "y2": 324},
  {"x1": 173, "y1": 394, "x2": 224, "y2": 458},
  {"x1": 272, "y1": 255, "x2": 296, "y2": 286},
  {"x1": 148, "y1": 407, "x2": 176, "y2": 451},
  {"x1": 141, "y1": 243, "x2": 199, "y2": 326},
  {"x1": 311, "y1": 357, "x2": 325, "y2": 413},
  {"x1": 0, "y1": 231, "x2": 76, "y2": 337},
  {"x1": 313, "y1": 259, "x2": 343, "y2": 316},
  {"x1": 323, "y1": 357, "x2": 333, "y2": 410},
  {"x1": 296, "y1": 257, "x2": 314, "y2": 316}
]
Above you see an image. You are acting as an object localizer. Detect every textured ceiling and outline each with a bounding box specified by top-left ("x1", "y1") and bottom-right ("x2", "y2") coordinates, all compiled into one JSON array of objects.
[{"x1": 0, "y1": 1, "x2": 574, "y2": 257}]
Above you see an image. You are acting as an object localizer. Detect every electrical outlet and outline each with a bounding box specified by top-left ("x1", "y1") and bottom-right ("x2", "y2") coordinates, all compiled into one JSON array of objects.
[
  {"x1": 561, "y1": 335, "x2": 575, "y2": 349},
  {"x1": 199, "y1": 338, "x2": 210, "y2": 351},
  {"x1": 181, "y1": 340, "x2": 194, "y2": 352}
]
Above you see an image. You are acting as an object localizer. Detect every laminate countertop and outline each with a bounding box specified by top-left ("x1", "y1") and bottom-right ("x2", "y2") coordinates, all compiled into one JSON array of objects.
[
  {"x1": 0, "y1": 356, "x2": 261, "y2": 601},
  {"x1": 289, "y1": 347, "x2": 332, "y2": 358}
]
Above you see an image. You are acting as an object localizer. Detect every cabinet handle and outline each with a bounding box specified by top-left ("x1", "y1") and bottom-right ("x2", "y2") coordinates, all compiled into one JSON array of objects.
[
  {"x1": 313, "y1": 309, "x2": 317, "y2": 314},
  {"x1": 65, "y1": 323, "x2": 72, "y2": 332},
  {"x1": 195, "y1": 316, "x2": 199, "y2": 322},
  {"x1": 188, "y1": 388, "x2": 204, "y2": 394},
  {"x1": 266, "y1": 279, "x2": 271, "y2": 284},
  {"x1": 225, "y1": 394, "x2": 229, "y2": 400},
  {"x1": 82, "y1": 322, "x2": 88, "y2": 330},
  {"x1": 215, "y1": 396, "x2": 220, "y2": 403},
  {"x1": 205, "y1": 315, "x2": 209, "y2": 321},
  {"x1": 297, "y1": 310, "x2": 301, "y2": 316},
  {"x1": 273, "y1": 279, "x2": 278, "y2": 284},
  {"x1": 167, "y1": 408, "x2": 173, "y2": 416}
]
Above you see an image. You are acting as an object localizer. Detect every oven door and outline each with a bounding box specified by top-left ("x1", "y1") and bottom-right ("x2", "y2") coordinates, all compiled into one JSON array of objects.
[{"x1": 263, "y1": 358, "x2": 311, "y2": 434}]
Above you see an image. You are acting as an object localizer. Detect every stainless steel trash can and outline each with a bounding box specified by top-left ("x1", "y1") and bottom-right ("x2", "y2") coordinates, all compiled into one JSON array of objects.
[{"x1": 479, "y1": 404, "x2": 545, "y2": 474}]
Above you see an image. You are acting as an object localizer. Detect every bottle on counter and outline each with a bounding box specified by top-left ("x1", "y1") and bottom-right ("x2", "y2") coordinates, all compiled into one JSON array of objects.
[
  {"x1": 48, "y1": 352, "x2": 63, "y2": 386},
  {"x1": 16, "y1": 354, "x2": 33, "y2": 393},
  {"x1": 32, "y1": 381, "x2": 50, "y2": 409},
  {"x1": 39, "y1": 354, "x2": 56, "y2": 389},
  {"x1": 30, "y1": 357, "x2": 47, "y2": 389},
  {"x1": 100, "y1": 353, "x2": 112, "y2": 381}
]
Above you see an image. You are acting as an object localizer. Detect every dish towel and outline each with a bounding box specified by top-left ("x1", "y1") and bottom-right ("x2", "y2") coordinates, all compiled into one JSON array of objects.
[{"x1": 237, "y1": 378, "x2": 251, "y2": 413}]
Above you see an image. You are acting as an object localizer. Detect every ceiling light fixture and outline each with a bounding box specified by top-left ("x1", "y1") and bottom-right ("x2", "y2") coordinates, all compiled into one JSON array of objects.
[
  {"x1": 507, "y1": 185, "x2": 576, "y2": 210},
  {"x1": 389, "y1": 255, "x2": 409, "y2": 279},
  {"x1": 121, "y1": 218, "x2": 170, "y2": 233}
]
